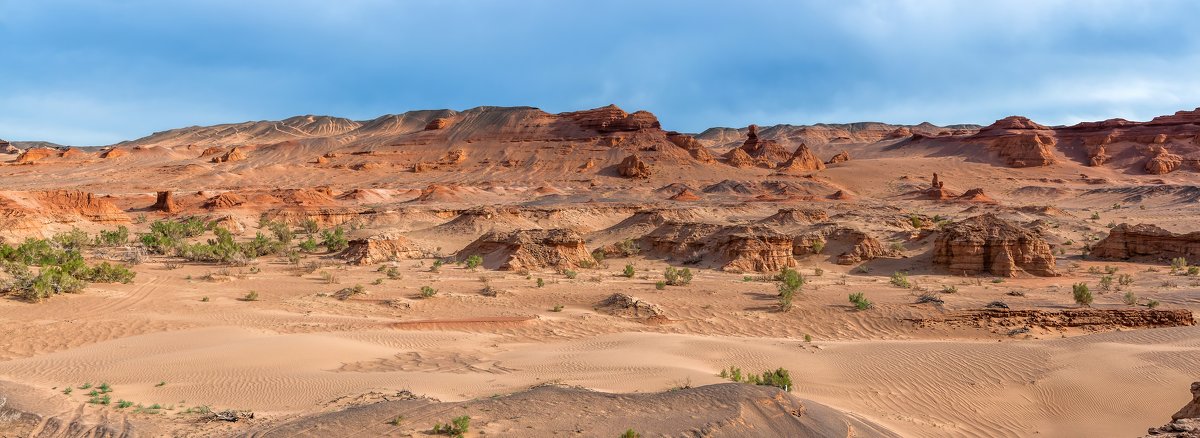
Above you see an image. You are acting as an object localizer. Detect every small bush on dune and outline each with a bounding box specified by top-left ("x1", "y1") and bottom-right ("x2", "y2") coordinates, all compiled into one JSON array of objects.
[{"x1": 1072, "y1": 283, "x2": 1092, "y2": 307}]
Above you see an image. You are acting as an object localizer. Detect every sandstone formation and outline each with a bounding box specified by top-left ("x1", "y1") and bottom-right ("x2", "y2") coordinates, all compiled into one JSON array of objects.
[
  {"x1": 1091, "y1": 223, "x2": 1200, "y2": 261},
  {"x1": 1146, "y1": 146, "x2": 1183, "y2": 175},
  {"x1": 100, "y1": 147, "x2": 129, "y2": 159},
  {"x1": 424, "y1": 117, "x2": 450, "y2": 130},
  {"x1": 778, "y1": 143, "x2": 826, "y2": 173},
  {"x1": 35, "y1": 190, "x2": 128, "y2": 223},
  {"x1": 1088, "y1": 145, "x2": 1109, "y2": 166},
  {"x1": 1146, "y1": 382, "x2": 1200, "y2": 437},
  {"x1": 456, "y1": 229, "x2": 594, "y2": 271},
  {"x1": 151, "y1": 191, "x2": 180, "y2": 213},
  {"x1": 560, "y1": 104, "x2": 661, "y2": 133},
  {"x1": 15, "y1": 147, "x2": 58, "y2": 163},
  {"x1": 639, "y1": 222, "x2": 797, "y2": 272},
  {"x1": 665, "y1": 131, "x2": 718, "y2": 163},
  {"x1": 212, "y1": 147, "x2": 247, "y2": 163},
  {"x1": 0, "y1": 139, "x2": 15, "y2": 154},
  {"x1": 970, "y1": 116, "x2": 1057, "y2": 167},
  {"x1": 825, "y1": 150, "x2": 850, "y2": 165},
  {"x1": 723, "y1": 125, "x2": 791, "y2": 168},
  {"x1": 597, "y1": 293, "x2": 665, "y2": 320},
  {"x1": 725, "y1": 148, "x2": 755, "y2": 168},
  {"x1": 617, "y1": 154, "x2": 652, "y2": 178},
  {"x1": 831, "y1": 228, "x2": 889, "y2": 265},
  {"x1": 204, "y1": 192, "x2": 247, "y2": 209},
  {"x1": 957, "y1": 188, "x2": 996, "y2": 203},
  {"x1": 341, "y1": 233, "x2": 428, "y2": 265},
  {"x1": 933, "y1": 214, "x2": 1058, "y2": 277},
  {"x1": 915, "y1": 308, "x2": 1195, "y2": 333},
  {"x1": 668, "y1": 188, "x2": 701, "y2": 201}
]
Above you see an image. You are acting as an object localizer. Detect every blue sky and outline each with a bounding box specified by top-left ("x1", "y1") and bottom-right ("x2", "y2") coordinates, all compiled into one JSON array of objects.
[{"x1": 2, "y1": 0, "x2": 1200, "y2": 145}]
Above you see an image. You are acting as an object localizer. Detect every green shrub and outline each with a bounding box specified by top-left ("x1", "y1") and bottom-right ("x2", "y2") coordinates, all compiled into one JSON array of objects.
[
  {"x1": 1072, "y1": 283, "x2": 1092, "y2": 307},
  {"x1": 1099, "y1": 275, "x2": 1113, "y2": 292},
  {"x1": 621, "y1": 429, "x2": 640, "y2": 438},
  {"x1": 301, "y1": 218, "x2": 319, "y2": 235},
  {"x1": 1122, "y1": 291, "x2": 1138, "y2": 306},
  {"x1": 298, "y1": 237, "x2": 319, "y2": 253},
  {"x1": 1118, "y1": 274, "x2": 1134, "y2": 287},
  {"x1": 430, "y1": 259, "x2": 443, "y2": 272},
  {"x1": 1147, "y1": 299, "x2": 1160, "y2": 309},
  {"x1": 616, "y1": 239, "x2": 640, "y2": 257},
  {"x1": 420, "y1": 286, "x2": 438, "y2": 298},
  {"x1": 663, "y1": 266, "x2": 692, "y2": 286},
  {"x1": 1190, "y1": 267, "x2": 1200, "y2": 276},
  {"x1": 96, "y1": 226, "x2": 130, "y2": 246},
  {"x1": 776, "y1": 267, "x2": 804, "y2": 296},
  {"x1": 941, "y1": 285, "x2": 958, "y2": 294},
  {"x1": 848, "y1": 292, "x2": 872, "y2": 310},
  {"x1": 81, "y1": 262, "x2": 136, "y2": 283},
  {"x1": 890, "y1": 271, "x2": 910, "y2": 288},
  {"x1": 536, "y1": 278, "x2": 545, "y2": 288},
  {"x1": 810, "y1": 240, "x2": 825, "y2": 254},
  {"x1": 655, "y1": 281, "x2": 666, "y2": 290},
  {"x1": 623, "y1": 264, "x2": 635, "y2": 278},
  {"x1": 320, "y1": 227, "x2": 348, "y2": 252},
  {"x1": 1171, "y1": 257, "x2": 1188, "y2": 273},
  {"x1": 563, "y1": 269, "x2": 578, "y2": 279},
  {"x1": 431, "y1": 415, "x2": 470, "y2": 437},
  {"x1": 242, "y1": 290, "x2": 259, "y2": 301},
  {"x1": 464, "y1": 254, "x2": 483, "y2": 270}
]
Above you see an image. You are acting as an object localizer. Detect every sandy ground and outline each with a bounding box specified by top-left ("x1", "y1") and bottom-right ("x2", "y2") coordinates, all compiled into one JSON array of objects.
[{"x1": 0, "y1": 252, "x2": 1196, "y2": 437}]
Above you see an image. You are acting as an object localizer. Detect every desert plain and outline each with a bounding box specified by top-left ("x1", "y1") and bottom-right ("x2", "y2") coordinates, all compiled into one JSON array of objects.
[{"x1": 0, "y1": 105, "x2": 1198, "y2": 437}]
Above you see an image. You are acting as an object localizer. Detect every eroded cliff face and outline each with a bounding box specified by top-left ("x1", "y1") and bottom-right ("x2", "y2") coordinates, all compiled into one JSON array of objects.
[
  {"x1": 1091, "y1": 223, "x2": 1200, "y2": 261},
  {"x1": 933, "y1": 213, "x2": 1058, "y2": 277},
  {"x1": 457, "y1": 229, "x2": 593, "y2": 271}
]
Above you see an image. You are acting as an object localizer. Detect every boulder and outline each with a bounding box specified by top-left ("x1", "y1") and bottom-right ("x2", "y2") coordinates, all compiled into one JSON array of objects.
[
  {"x1": 456, "y1": 229, "x2": 594, "y2": 271},
  {"x1": 596, "y1": 293, "x2": 665, "y2": 320},
  {"x1": 1091, "y1": 223, "x2": 1200, "y2": 261},
  {"x1": 832, "y1": 228, "x2": 889, "y2": 265},
  {"x1": 617, "y1": 154, "x2": 652, "y2": 178},
  {"x1": 825, "y1": 150, "x2": 850, "y2": 165},
  {"x1": 933, "y1": 214, "x2": 1058, "y2": 277},
  {"x1": 341, "y1": 233, "x2": 428, "y2": 265},
  {"x1": 1088, "y1": 145, "x2": 1109, "y2": 167}
]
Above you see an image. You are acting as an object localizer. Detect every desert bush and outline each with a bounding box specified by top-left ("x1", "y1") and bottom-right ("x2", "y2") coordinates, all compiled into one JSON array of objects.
[
  {"x1": 298, "y1": 237, "x2": 319, "y2": 253},
  {"x1": 430, "y1": 415, "x2": 470, "y2": 437},
  {"x1": 909, "y1": 214, "x2": 923, "y2": 229},
  {"x1": 1171, "y1": 257, "x2": 1188, "y2": 274},
  {"x1": 622, "y1": 264, "x2": 636, "y2": 278},
  {"x1": 536, "y1": 277, "x2": 545, "y2": 288},
  {"x1": 333, "y1": 284, "x2": 366, "y2": 300},
  {"x1": 1147, "y1": 299, "x2": 1160, "y2": 309},
  {"x1": 95, "y1": 226, "x2": 130, "y2": 246},
  {"x1": 420, "y1": 286, "x2": 438, "y2": 298},
  {"x1": 1099, "y1": 275, "x2": 1113, "y2": 292},
  {"x1": 941, "y1": 285, "x2": 958, "y2": 294},
  {"x1": 1072, "y1": 283, "x2": 1092, "y2": 307},
  {"x1": 563, "y1": 269, "x2": 578, "y2": 279},
  {"x1": 81, "y1": 262, "x2": 136, "y2": 283},
  {"x1": 890, "y1": 271, "x2": 910, "y2": 288},
  {"x1": 464, "y1": 254, "x2": 483, "y2": 270},
  {"x1": 776, "y1": 267, "x2": 804, "y2": 296},
  {"x1": 616, "y1": 238, "x2": 640, "y2": 257},
  {"x1": 810, "y1": 240, "x2": 825, "y2": 254},
  {"x1": 848, "y1": 292, "x2": 872, "y2": 310},
  {"x1": 242, "y1": 290, "x2": 260, "y2": 301},
  {"x1": 320, "y1": 227, "x2": 348, "y2": 252},
  {"x1": 1118, "y1": 274, "x2": 1134, "y2": 287},
  {"x1": 663, "y1": 266, "x2": 692, "y2": 286},
  {"x1": 1190, "y1": 267, "x2": 1200, "y2": 276},
  {"x1": 655, "y1": 281, "x2": 666, "y2": 290},
  {"x1": 300, "y1": 218, "x2": 319, "y2": 235},
  {"x1": 430, "y1": 259, "x2": 443, "y2": 273},
  {"x1": 621, "y1": 430, "x2": 640, "y2": 438},
  {"x1": 1122, "y1": 291, "x2": 1138, "y2": 306}
]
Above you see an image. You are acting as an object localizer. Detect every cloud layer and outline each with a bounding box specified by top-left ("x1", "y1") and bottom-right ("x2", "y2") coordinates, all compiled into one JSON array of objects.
[{"x1": 2, "y1": 0, "x2": 1199, "y2": 144}]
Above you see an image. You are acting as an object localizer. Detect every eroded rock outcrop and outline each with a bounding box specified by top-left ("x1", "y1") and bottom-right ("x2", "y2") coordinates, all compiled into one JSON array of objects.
[
  {"x1": 1091, "y1": 223, "x2": 1200, "y2": 261},
  {"x1": 825, "y1": 150, "x2": 850, "y2": 165},
  {"x1": 639, "y1": 222, "x2": 796, "y2": 272},
  {"x1": 456, "y1": 229, "x2": 594, "y2": 271},
  {"x1": 15, "y1": 148, "x2": 58, "y2": 163},
  {"x1": 341, "y1": 233, "x2": 429, "y2": 265},
  {"x1": 1146, "y1": 146, "x2": 1184, "y2": 175},
  {"x1": 617, "y1": 154, "x2": 652, "y2": 178},
  {"x1": 424, "y1": 117, "x2": 450, "y2": 130},
  {"x1": 35, "y1": 190, "x2": 128, "y2": 223},
  {"x1": 831, "y1": 228, "x2": 889, "y2": 265},
  {"x1": 665, "y1": 131, "x2": 717, "y2": 163},
  {"x1": 101, "y1": 148, "x2": 129, "y2": 159},
  {"x1": 560, "y1": 104, "x2": 661, "y2": 133},
  {"x1": 204, "y1": 192, "x2": 247, "y2": 209},
  {"x1": 778, "y1": 143, "x2": 826, "y2": 173},
  {"x1": 933, "y1": 213, "x2": 1058, "y2": 277},
  {"x1": 597, "y1": 293, "x2": 665, "y2": 320},
  {"x1": 212, "y1": 147, "x2": 247, "y2": 163},
  {"x1": 724, "y1": 125, "x2": 791, "y2": 168},
  {"x1": 915, "y1": 308, "x2": 1195, "y2": 333},
  {"x1": 972, "y1": 116, "x2": 1057, "y2": 167},
  {"x1": 1146, "y1": 382, "x2": 1200, "y2": 437},
  {"x1": 1088, "y1": 145, "x2": 1109, "y2": 167},
  {"x1": 151, "y1": 191, "x2": 180, "y2": 213}
]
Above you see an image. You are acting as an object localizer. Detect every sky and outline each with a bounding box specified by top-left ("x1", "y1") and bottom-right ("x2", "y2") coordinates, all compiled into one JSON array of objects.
[{"x1": 2, "y1": 0, "x2": 1200, "y2": 145}]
